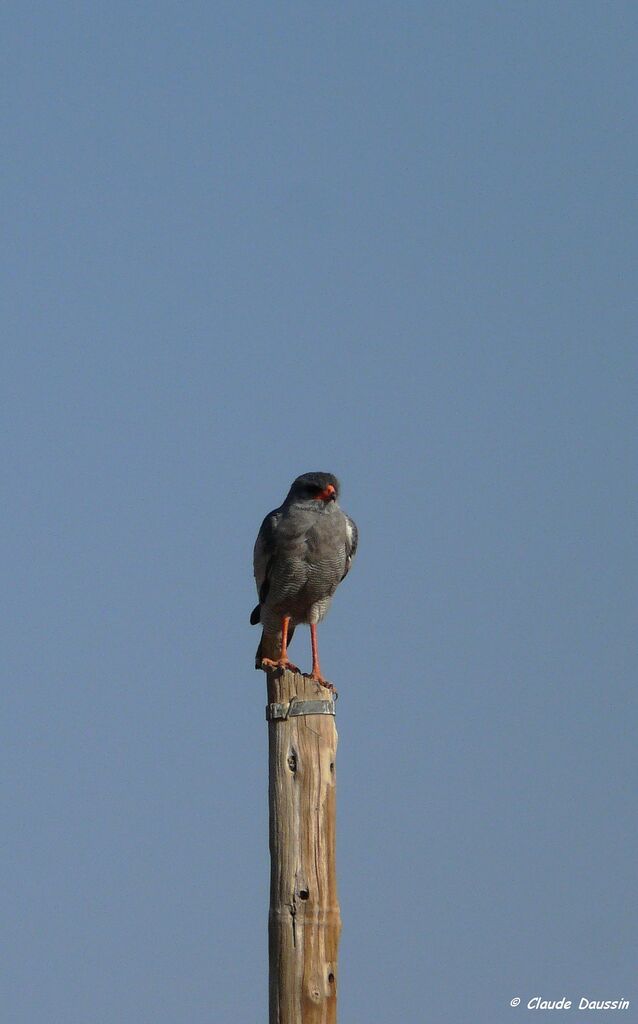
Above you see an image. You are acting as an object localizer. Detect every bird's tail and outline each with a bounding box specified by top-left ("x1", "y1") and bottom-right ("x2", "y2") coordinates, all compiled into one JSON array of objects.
[{"x1": 254, "y1": 623, "x2": 296, "y2": 669}]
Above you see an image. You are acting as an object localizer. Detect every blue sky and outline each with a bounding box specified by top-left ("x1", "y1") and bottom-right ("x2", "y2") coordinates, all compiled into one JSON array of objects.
[{"x1": 2, "y1": 3, "x2": 637, "y2": 1022}]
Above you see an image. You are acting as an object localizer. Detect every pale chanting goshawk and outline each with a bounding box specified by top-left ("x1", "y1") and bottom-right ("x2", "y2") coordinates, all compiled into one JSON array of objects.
[{"x1": 250, "y1": 472, "x2": 358, "y2": 689}]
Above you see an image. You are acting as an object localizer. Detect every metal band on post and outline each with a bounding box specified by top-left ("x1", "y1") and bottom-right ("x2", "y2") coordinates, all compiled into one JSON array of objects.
[{"x1": 266, "y1": 697, "x2": 336, "y2": 721}]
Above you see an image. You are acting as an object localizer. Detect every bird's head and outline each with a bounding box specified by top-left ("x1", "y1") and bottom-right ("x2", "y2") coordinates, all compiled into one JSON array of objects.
[{"x1": 285, "y1": 472, "x2": 340, "y2": 506}]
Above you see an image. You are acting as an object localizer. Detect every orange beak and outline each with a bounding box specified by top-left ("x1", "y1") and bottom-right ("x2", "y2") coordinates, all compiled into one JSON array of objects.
[{"x1": 317, "y1": 483, "x2": 336, "y2": 502}]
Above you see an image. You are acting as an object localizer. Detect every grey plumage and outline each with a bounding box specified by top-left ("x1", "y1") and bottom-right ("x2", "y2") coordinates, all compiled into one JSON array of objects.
[{"x1": 251, "y1": 472, "x2": 358, "y2": 672}]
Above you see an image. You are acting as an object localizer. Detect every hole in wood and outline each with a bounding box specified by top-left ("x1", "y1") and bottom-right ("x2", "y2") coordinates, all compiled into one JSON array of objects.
[
  {"x1": 330, "y1": 762, "x2": 335, "y2": 773},
  {"x1": 287, "y1": 751, "x2": 297, "y2": 773},
  {"x1": 299, "y1": 889, "x2": 309, "y2": 900},
  {"x1": 328, "y1": 973, "x2": 335, "y2": 984}
]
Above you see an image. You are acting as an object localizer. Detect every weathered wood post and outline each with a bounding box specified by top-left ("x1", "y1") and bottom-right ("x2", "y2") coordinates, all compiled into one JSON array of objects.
[{"x1": 266, "y1": 667, "x2": 341, "y2": 1023}]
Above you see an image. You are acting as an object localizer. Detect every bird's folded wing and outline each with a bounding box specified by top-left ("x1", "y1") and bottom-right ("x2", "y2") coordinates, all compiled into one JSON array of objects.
[{"x1": 253, "y1": 508, "x2": 282, "y2": 603}]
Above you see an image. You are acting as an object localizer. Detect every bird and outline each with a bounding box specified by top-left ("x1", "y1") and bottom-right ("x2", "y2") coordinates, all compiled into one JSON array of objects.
[{"x1": 250, "y1": 472, "x2": 358, "y2": 690}]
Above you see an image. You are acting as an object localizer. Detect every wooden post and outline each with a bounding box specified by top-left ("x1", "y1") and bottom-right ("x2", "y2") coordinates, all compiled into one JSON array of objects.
[{"x1": 267, "y1": 668, "x2": 341, "y2": 1024}]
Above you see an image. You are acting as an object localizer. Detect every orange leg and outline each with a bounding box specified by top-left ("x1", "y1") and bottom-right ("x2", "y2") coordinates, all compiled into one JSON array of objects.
[
  {"x1": 261, "y1": 616, "x2": 299, "y2": 673},
  {"x1": 306, "y1": 623, "x2": 336, "y2": 694}
]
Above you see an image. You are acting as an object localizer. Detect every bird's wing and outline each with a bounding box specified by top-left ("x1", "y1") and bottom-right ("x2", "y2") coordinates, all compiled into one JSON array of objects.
[
  {"x1": 341, "y1": 513, "x2": 359, "y2": 581},
  {"x1": 253, "y1": 508, "x2": 282, "y2": 606}
]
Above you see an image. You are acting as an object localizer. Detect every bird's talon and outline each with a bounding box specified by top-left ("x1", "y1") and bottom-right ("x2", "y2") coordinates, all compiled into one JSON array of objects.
[
  {"x1": 304, "y1": 672, "x2": 338, "y2": 697},
  {"x1": 261, "y1": 657, "x2": 300, "y2": 674}
]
